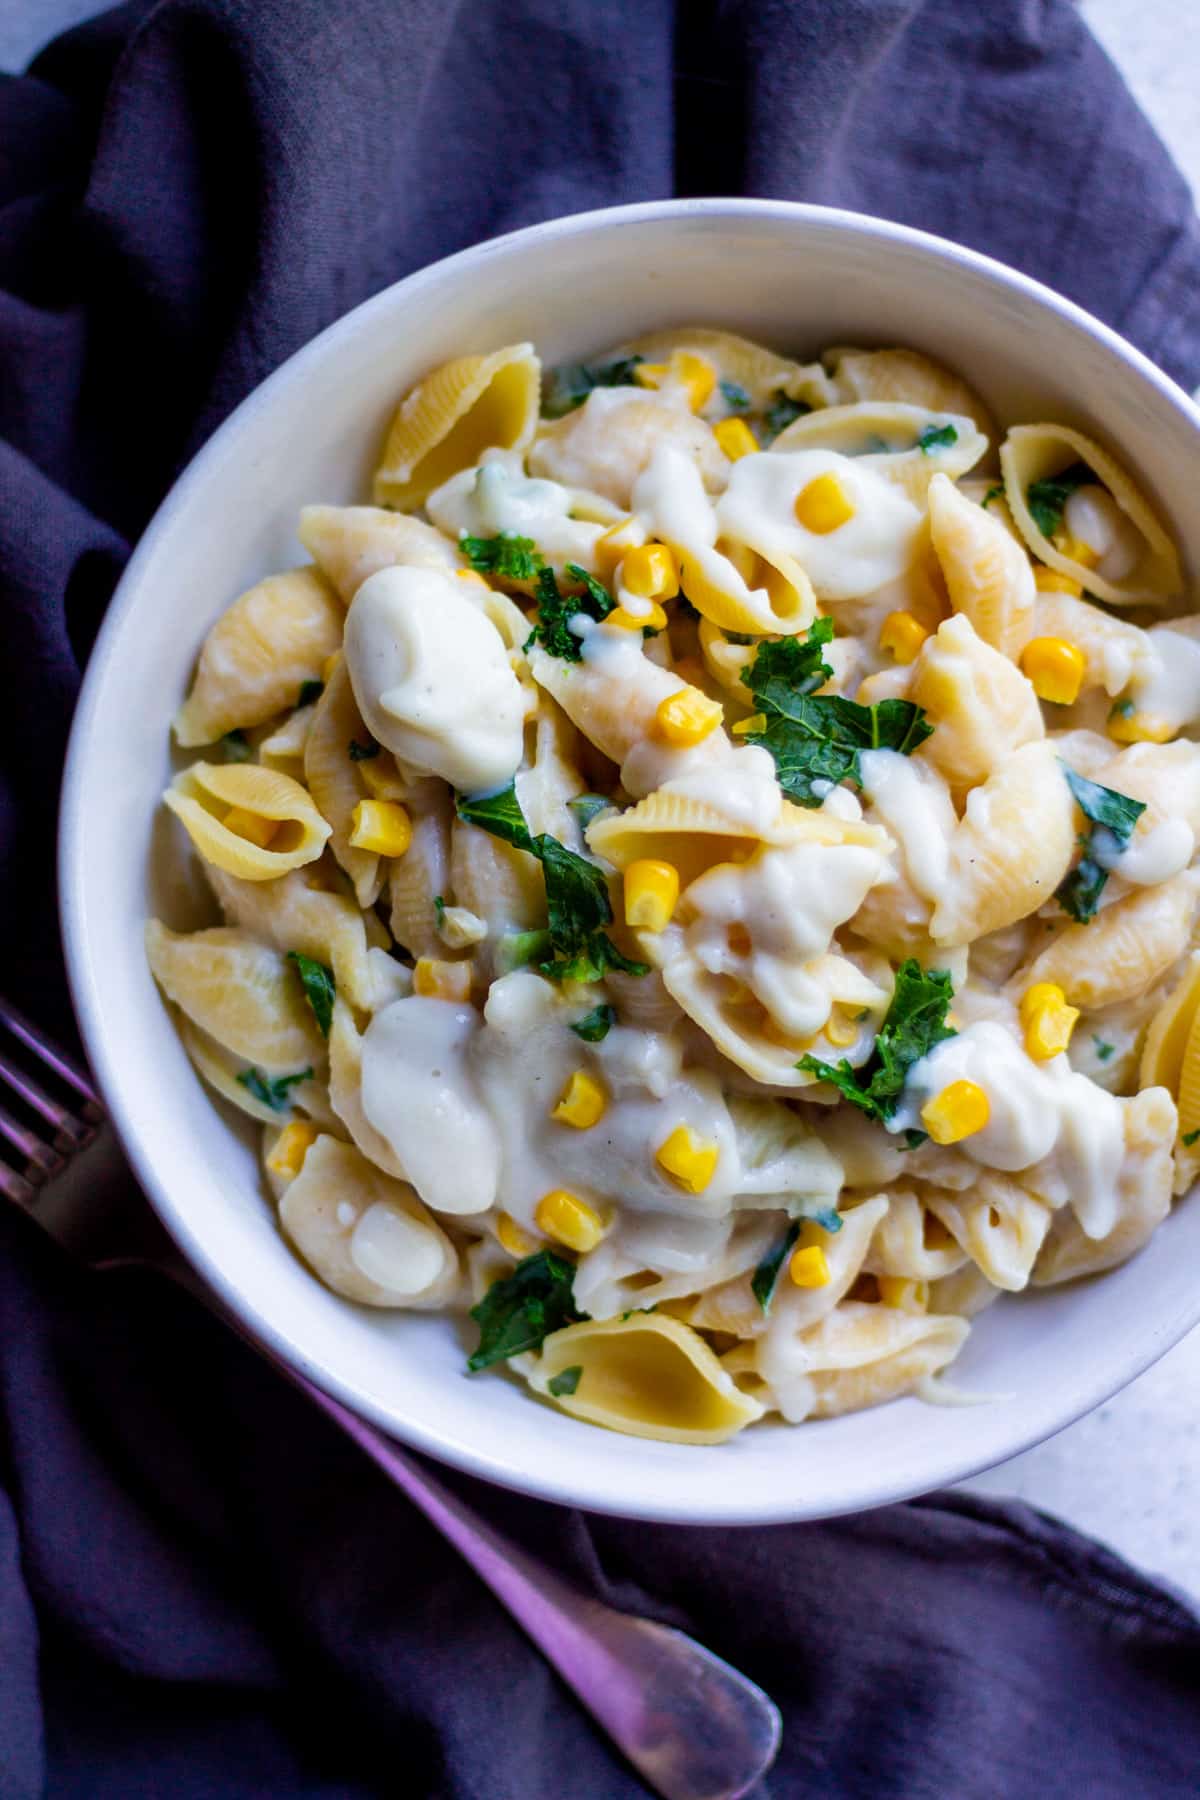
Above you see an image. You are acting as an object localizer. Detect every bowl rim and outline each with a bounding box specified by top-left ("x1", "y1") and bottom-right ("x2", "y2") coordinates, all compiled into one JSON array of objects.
[{"x1": 58, "y1": 197, "x2": 1200, "y2": 1523}]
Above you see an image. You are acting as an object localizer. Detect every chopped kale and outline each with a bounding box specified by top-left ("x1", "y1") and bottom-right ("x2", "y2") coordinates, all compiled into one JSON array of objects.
[
  {"x1": 547, "y1": 1365, "x2": 583, "y2": 1397},
  {"x1": 719, "y1": 378, "x2": 751, "y2": 411},
  {"x1": 235, "y1": 1066, "x2": 312, "y2": 1112},
  {"x1": 917, "y1": 422, "x2": 958, "y2": 454},
  {"x1": 221, "y1": 729, "x2": 253, "y2": 763},
  {"x1": 1026, "y1": 461, "x2": 1093, "y2": 540},
  {"x1": 286, "y1": 951, "x2": 335, "y2": 1038},
  {"x1": 800, "y1": 960, "x2": 957, "y2": 1122},
  {"x1": 569, "y1": 1004, "x2": 616, "y2": 1043},
  {"x1": 467, "y1": 1251, "x2": 583, "y2": 1370},
  {"x1": 460, "y1": 533, "x2": 545, "y2": 581},
  {"x1": 1056, "y1": 764, "x2": 1147, "y2": 923},
  {"x1": 542, "y1": 355, "x2": 646, "y2": 419}
]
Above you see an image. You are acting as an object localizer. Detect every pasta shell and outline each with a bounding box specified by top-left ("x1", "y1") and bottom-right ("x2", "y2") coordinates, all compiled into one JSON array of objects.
[
  {"x1": 1015, "y1": 872, "x2": 1199, "y2": 1011},
  {"x1": 1034, "y1": 590, "x2": 1153, "y2": 698},
  {"x1": 676, "y1": 537, "x2": 817, "y2": 637},
  {"x1": 697, "y1": 617, "x2": 757, "y2": 698},
  {"x1": 450, "y1": 815, "x2": 544, "y2": 944},
  {"x1": 202, "y1": 862, "x2": 382, "y2": 1011},
  {"x1": 176, "y1": 1016, "x2": 332, "y2": 1127},
  {"x1": 257, "y1": 702, "x2": 315, "y2": 781},
  {"x1": 163, "y1": 761, "x2": 331, "y2": 881},
  {"x1": 280, "y1": 1134, "x2": 459, "y2": 1308},
  {"x1": 1034, "y1": 1086, "x2": 1176, "y2": 1284},
  {"x1": 863, "y1": 1187, "x2": 968, "y2": 1283},
  {"x1": 772, "y1": 403, "x2": 988, "y2": 504},
  {"x1": 796, "y1": 1303, "x2": 969, "y2": 1421},
  {"x1": 825, "y1": 346, "x2": 997, "y2": 441},
  {"x1": 304, "y1": 658, "x2": 384, "y2": 907},
  {"x1": 616, "y1": 326, "x2": 837, "y2": 412},
  {"x1": 1000, "y1": 423, "x2": 1181, "y2": 606},
  {"x1": 517, "y1": 698, "x2": 585, "y2": 841},
  {"x1": 926, "y1": 1264, "x2": 1000, "y2": 1319},
  {"x1": 927, "y1": 472, "x2": 1035, "y2": 658},
  {"x1": 327, "y1": 997, "x2": 407, "y2": 1178},
  {"x1": 173, "y1": 567, "x2": 343, "y2": 747},
  {"x1": 604, "y1": 966, "x2": 683, "y2": 1032},
  {"x1": 146, "y1": 920, "x2": 326, "y2": 1070},
  {"x1": 374, "y1": 343, "x2": 541, "y2": 509},
  {"x1": 298, "y1": 504, "x2": 461, "y2": 602},
  {"x1": 727, "y1": 1096, "x2": 844, "y2": 1208},
  {"x1": 389, "y1": 789, "x2": 455, "y2": 958},
  {"x1": 1139, "y1": 951, "x2": 1200, "y2": 1100},
  {"x1": 526, "y1": 1314, "x2": 764, "y2": 1444},
  {"x1": 529, "y1": 392, "x2": 728, "y2": 509},
  {"x1": 528, "y1": 640, "x2": 683, "y2": 769},
  {"x1": 922, "y1": 1175, "x2": 1052, "y2": 1291},
  {"x1": 909, "y1": 612, "x2": 1044, "y2": 794},
  {"x1": 930, "y1": 740, "x2": 1074, "y2": 945}
]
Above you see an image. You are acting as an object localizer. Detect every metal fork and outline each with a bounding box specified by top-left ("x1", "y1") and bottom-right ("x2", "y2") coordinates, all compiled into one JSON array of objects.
[{"x1": 0, "y1": 996, "x2": 781, "y2": 1800}]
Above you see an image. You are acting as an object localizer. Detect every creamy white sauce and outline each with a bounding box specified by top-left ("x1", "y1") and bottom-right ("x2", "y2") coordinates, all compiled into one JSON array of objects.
[
  {"x1": 1093, "y1": 815, "x2": 1194, "y2": 886},
  {"x1": 426, "y1": 450, "x2": 608, "y2": 570},
  {"x1": 716, "y1": 449, "x2": 922, "y2": 600},
  {"x1": 894, "y1": 1020, "x2": 1127, "y2": 1239},
  {"x1": 344, "y1": 565, "x2": 525, "y2": 792},
  {"x1": 349, "y1": 1201, "x2": 450, "y2": 1297},
  {"x1": 1063, "y1": 484, "x2": 1142, "y2": 585},
  {"x1": 360, "y1": 998, "x2": 500, "y2": 1215},
  {"x1": 859, "y1": 748, "x2": 954, "y2": 902},
  {"x1": 1128, "y1": 624, "x2": 1200, "y2": 737}
]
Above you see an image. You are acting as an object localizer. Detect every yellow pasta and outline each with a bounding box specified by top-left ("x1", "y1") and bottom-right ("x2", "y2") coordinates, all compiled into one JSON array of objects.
[
  {"x1": 374, "y1": 343, "x2": 541, "y2": 508},
  {"x1": 162, "y1": 762, "x2": 330, "y2": 881}
]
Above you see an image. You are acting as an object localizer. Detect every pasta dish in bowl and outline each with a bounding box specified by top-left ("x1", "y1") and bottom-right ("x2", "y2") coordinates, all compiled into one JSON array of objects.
[
  {"x1": 59, "y1": 201, "x2": 1200, "y2": 1520},
  {"x1": 143, "y1": 322, "x2": 1196, "y2": 1447}
]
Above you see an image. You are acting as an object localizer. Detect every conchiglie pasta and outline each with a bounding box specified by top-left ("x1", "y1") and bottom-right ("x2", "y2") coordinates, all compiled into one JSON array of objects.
[
  {"x1": 1138, "y1": 951, "x2": 1200, "y2": 1191},
  {"x1": 588, "y1": 785, "x2": 885, "y2": 885},
  {"x1": 824, "y1": 345, "x2": 997, "y2": 441},
  {"x1": 304, "y1": 657, "x2": 386, "y2": 908},
  {"x1": 374, "y1": 343, "x2": 541, "y2": 509},
  {"x1": 526, "y1": 1313, "x2": 764, "y2": 1443},
  {"x1": 1015, "y1": 872, "x2": 1199, "y2": 1010},
  {"x1": 163, "y1": 762, "x2": 330, "y2": 881},
  {"x1": 202, "y1": 861, "x2": 384, "y2": 1012},
  {"x1": 326, "y1": 998, "x2": 408, "y2": 1179},
  {"x1": 927, "y1": 471, "x2": 1035, "y2": 659},
  {"x1": 772, "y1": 402, "x2": 987, "y2": 506},
  {"x1": 931, "y1": 741, "x2": 1075, "y2": 945},
  {"x1": 1033, "y1": 1086, "x2": 1176, "y2": 1283},
  {"x1": 616, "y1": 326, "x2": 837, "y2": 413},
  {"x1": 909, "y1": 612, "x2": 1044, "y2": 793},
  {"x1": 298, "y1": 504, "x2": 462, "y2": 602},
  {"x1": 1000, "y1": 423, "x2": 1182, "y2": 606},
  {"x1": 279, "y1": 1135, "x2": 460, "y2": 1307},
  {"x1": 173, "y1": 567, "x2": 343, "y2": 747},
  {"x1": 1033, "y1": 589, "x2": 1153, "y2": 698},
  {"x1": 787, "y1": 1304, "x2": 969, "y2": 1421},
  {"x1": 864, "y1": 1188, "x2": 969, "y2": 1283},
  {"x1": 922, "y1": 1175, "x2": 1052, "y2": 1291},
  {"x1": 529, "y1": 389, "x2": 728, "y2": 509},
  {"x1": 145, "y1": 920, "x2": 326, "y2": 1072}
]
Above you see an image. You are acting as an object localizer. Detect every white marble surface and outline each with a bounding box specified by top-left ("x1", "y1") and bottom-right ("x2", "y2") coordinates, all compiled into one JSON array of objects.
[{"x1": 3, "y1": 0, "x2": 1199, "y2": 1603}]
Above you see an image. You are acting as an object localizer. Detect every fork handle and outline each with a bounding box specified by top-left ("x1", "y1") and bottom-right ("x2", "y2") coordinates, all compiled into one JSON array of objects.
[{"x1": 297, "y1": 1377, "x2": 780, "y2": 1800}]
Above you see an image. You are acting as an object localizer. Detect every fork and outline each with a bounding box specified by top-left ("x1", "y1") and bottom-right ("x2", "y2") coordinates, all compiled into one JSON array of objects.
[{"x1": 0, "y1": 994, "x2": 781, "y2": 1800}]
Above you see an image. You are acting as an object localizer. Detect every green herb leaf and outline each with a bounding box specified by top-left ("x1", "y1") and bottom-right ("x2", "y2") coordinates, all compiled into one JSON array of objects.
[
  {"x1": 1026, "y1": 461, "x2": 1093, "y2": 540},
  {"x1": 1056, "y1": 764, "x2": 1147, "y2": 923},
  {"x1": 433, "y1": 895, "x2": 446, "y2": 926},
  {"x1": 460, "y1": 533, "x2": 545, "y2": 581},
  {"x1": 741, "y1": 622, "x2": 934, "y2": 805},
  {"x1": 547, "y1": 1365, "x2": 583, "y2": 1397},
  {"x1": 1110, "y1": 699, "x2": 1135, "y2": 720},
  {"x1": 752, "y1": 1223, "x2": 801, "y2": 1313},
  {"x1": 542, "y1": 355, "x2": 645, "y2": 419},
  {"x1": 569, "y1": 1003, "x2": 616, "y2": 1043},
  {"x1": 495, "y1": 929, "x2": 555, "y2": 973},
  {"x1": 523, "y1": 565, "x2": 613, "y2": 662},
  {"x1": 568, "y1": 793, "x2": 610, "y2": 832},
  {"x1": 1183, "y1": 1129, "x2": 1200, "y2": 1148},
  {"x1": 799, "y1": 1205, "x2": 843, "y2": 1234},
  {"x1": 348, "y1": 737, "x2": 379, "y2": 762},
  {"x1": 982, "y1": 484, "x2": 1005, "y2": 509},
  {"x1": 221, "y1": 729, "x2": 253, "y2": 763},
  {"x1": 762, "y1": 391, "x2": 809, "y2": 443},
  {"x1": 1093, "y1": 1038, "x2": 1115, "y2": 1062},
  {"x1": 903, "y1": 1128, "x2": 929, "y2": 1149},
  {"x1": 235, "y1": 1065, "x2": 312, "y2": 1112},
  {"x1": 286, "y1": 951, "x2": 335, "y2": 1038},
  {"x1": 720, "y1": 379, "x2": 751, "y2": 411},
  {"x1": 456, "y1": 783, "x2": 536, "y2": 854},
  {"x1": 298, "y1": 679, "x2": 324, "y2": 708},
  {"x1": 467, "y1": 1250, "x2": 583, "y2": 1370},
  {"x1": 800, "y1": 960, "x2": 956, "y2": 1122},
  {"x1": 917, "y1": 422, "x2": 958, "y2": 454}
]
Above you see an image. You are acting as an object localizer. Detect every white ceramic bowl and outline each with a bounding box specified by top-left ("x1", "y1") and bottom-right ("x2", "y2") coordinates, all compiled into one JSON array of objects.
[{"x1": 60, "y1": 200, "x2": 1200, "y2": 1524}]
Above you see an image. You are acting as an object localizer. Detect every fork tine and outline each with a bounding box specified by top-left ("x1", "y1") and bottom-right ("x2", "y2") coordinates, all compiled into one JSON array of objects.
[
  {"x1": 0, "y1": 1047, "x2": 96, "y2": 1148},
  {"x1": 0, "y1": 1160, "x2": 36, "y2": 1207},
  {"x1": 0, "y1": 1097, "x2": 64, "y2": 1178},
  {"x1": 0, "y1": 995, "x2": 103, "y2": 1118}
]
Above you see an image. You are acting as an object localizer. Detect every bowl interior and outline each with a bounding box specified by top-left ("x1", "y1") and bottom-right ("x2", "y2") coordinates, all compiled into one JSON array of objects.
[{"x1": 61, "y1": 201, "x2": 1200, "y2": 1522}]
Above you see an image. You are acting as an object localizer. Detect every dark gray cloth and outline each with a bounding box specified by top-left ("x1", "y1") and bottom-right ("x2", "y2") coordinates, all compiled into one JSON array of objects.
[{"x1": 3, "y1": 2, "x2": 1200, "y2": 1795}]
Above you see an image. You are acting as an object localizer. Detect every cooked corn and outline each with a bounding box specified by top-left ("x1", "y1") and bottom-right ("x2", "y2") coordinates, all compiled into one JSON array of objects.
[
  {"x1": 349, "y1": 798, "x2": 412, "y2": 857},
  {"x1": 795, "y1": 471, "x2": 855, "y2": 534},
  {"x1": 920, "y1": 1078, "x2": 991, "y2": 1145},
  {"x1": 605, "y1": 600, "x2": 669, "y2": 632},
  {"x1": 878, "y1": 610, "x2": 930, "y2": 665},
  {"x1": 654, "y1": 686, "x2": 724, "y2": 748},
  {"x1": 624, "y1": 859, "x2": 679, "y2": 931},
  {"x1": 594, "y1": 515, "x2": 646, "y2": 577},
  {"x1": 622, "y1": 543, "x2": 680, "y2": 600},
  {"x1": 1034, "y1": 566, "x2": 1083, "y2": 597},
  {"x1": 714, "y1": 417, "x2": 758, "y2": 461},
  {"x1": 731, "y1": 712, "x2": 767, "y2": 736},
  {"x1": 824, "y1": 1005, "x2": 860, "y2": 1049},
  {"x1": 1108, "y1": 708, "x2": 1173, "y2": 745},
  {"x1": 1052, "y1": 532, "x2": 1098, "y2": 568},
  {"x1": 552, "y1": 1070, "x2": 608, "y2": 1130},
  {"x1": 535, "y1": 1189, "x2": 607, "y2": 1253},
  {"x1": 413, "y1": 957, "x2": 472, "y2": 1001},
  {"x1": 655, "y1": 1124, "x2": 720, "y2": 1194},
  {"x1": 788, "y1": 1244, "x2": 832, "y2": 1288},
  {"x1": 266, "y1": 1120, "x2": 318, "y2": 1182},
  {"x1": 1019, "y1": 981, "x2": 1079, "y2": 1060},
  {"x1": 1020, "y1": 636, "x2": 1086, "y2": 706}
]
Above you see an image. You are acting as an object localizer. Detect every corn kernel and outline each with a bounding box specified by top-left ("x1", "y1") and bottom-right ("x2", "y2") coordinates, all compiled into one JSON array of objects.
[
  {"x1": 349, "y1": 798, "x2": 413, "y2": 857},
  {"x1": 624, "y1": 859, "x2": 679, "y2": 932},
  {"x1": 1019, "y1": 981, "x2": 1080, "y2": 1061},
  {"x1": 1108, "y1": 708, "x2": 1173, "y2": 745},
  {"x1": 920, "y1": 1078, "x2": 991, "y2": 1145},
  {"x1": 878, "y1": 1275, "x2": 929, "y2": 1313},
  {"x1": 675, "y1": 351, "x2": 717, "y2": 411},
  {"x1": 605, "y1": 600, "x2": 669, "y2": 633},
  {"x1": 788, "y1": 1244, "x2": 832, "y2": 1288},
  {"x1": 654, "y1": 686, "x2": 724, "y2": 748},
  {"x1": 455, "y1": 567, "x2": 489, "y2": 587},
  {"x1": 413, "y1": 957, "x2": 472, "y2": 1001},
  {"x1": 1034, "y1": 565, "x2": 1083, "y2": 597},
  {"x1": 1052, "y1": 533, "x2": 1098, "y2": 568},
  {"x1": 731, "y1": 711, "x2": 767, "y2": 736},
  {"x1": 535, "y1": 1189, "x2": 607, "y2": 1253},
  {"x1": 223, "y1": 805, "x2": 278, "y2": 849},
  {"x1": 655, "y1": 1124, "x2": 720, "y2": 1194},
  {"x1": 496, "y1": 1211, "x2": 538, "y2": 1258},
  {"x1": 266, "y1": 1120, "x2": 318, "y2": 1182},
  {"x1": 714, "y1": 417, "x2": 758, "y2": 461},
  {"x1": 622, "y1": 543, "x2": 680, "y2": 600},
  {"x1": 824, "y1": 1005, "x2": 860, "y2": 1049},
  {"x1": 878, "y1": 610, "x2": 930, "y2": 665},
  {"x1": 594, "y1": 515, "x2": 645, "y2": 576},
  {"x1": 795, "y1": 472, "x2": 855, "y2": 534},
  {"x1": 552, "y1": 1070, "x2": 608, "y2": 1130},
  {"x1": 1020, "y1": 636, "x2": 1086, "y2": 706}
]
